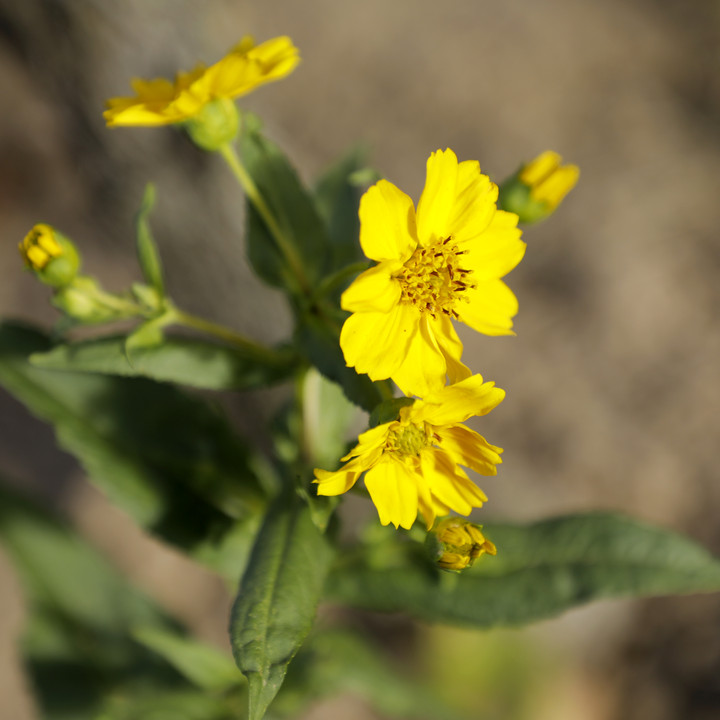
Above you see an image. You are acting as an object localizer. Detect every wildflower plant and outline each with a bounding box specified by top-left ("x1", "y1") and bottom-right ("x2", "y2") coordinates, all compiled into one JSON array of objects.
[{"x1": 2, "y1": 34, "x2": 720, "y2": 720}]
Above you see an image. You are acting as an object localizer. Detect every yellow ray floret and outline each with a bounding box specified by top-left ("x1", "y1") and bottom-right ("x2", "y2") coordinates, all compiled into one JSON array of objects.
[
  {"x1": 340, "y1": 149, "x2": 525, "y2": 397},
  {"x1": 519, "y1": 150, "x2": 579, "y2": 210},
  {"x1": 313, "y1": 374, "x2": 505, "y2": 530},
  {"x1": 103, "y1": 36, "x2": 300, "y2": 127}
]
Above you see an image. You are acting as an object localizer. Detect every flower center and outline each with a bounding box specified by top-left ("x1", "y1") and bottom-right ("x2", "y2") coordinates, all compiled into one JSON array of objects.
[
  {"x1": 394, "y1": 237, "x2": 475, "y2": 319},
  {"x1": 386, "y1": 422, "x2": 430, "y2": 458}
]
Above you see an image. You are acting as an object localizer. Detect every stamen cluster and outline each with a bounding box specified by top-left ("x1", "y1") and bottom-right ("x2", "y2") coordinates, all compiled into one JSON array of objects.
[{"x1": 395, "y1": 237, "x2": 475, "y2": 319}]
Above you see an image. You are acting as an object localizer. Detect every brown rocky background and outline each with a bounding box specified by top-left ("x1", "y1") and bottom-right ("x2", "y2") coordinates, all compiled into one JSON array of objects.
[{"x1": 1, "y1": 1, "x2": 719, "y2": 718}]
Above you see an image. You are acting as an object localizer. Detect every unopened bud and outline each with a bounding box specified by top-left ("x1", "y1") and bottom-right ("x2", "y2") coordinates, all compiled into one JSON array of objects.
[
  {"x1": 51, "y1": 277, "x2": 120, "y2": 323},
  {"x1": 19, "y1": 224, "x2": 80, "y2": 288},
  {"x1": 184, "y1": 97, "x2": 240, "y2": 151},
  {"x1": 425, "y1": 517, "x2": 497, "y2": 573},
  {"x1": 498, "y1": 151, "x2": 579, "y2": 224}
]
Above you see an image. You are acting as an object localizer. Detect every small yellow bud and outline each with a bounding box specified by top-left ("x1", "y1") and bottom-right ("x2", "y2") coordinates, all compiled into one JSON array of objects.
[
  {"x1": 498, "y1": 151, "x2": 579, "y2": 224},
  {"x1": 184, "y1": 97, "x2": 240, "y2": 151},
  {"x1": 19, "y1": 224, "x2": 80, "y2": 287},
  {"x1": 425, "y1": 517, "x2": 497, "y2": 573}
]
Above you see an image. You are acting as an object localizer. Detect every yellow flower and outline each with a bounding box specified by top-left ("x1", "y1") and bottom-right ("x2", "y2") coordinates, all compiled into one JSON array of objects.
[
  {"x1": 340, "y1": 149, "x2": 525, "y2": 397},
  {"x1": 19, "y1": 224, "x2": 80, "y2": 287},
  {"x1": 313, "y1": 374, "x2": 504, "y2": 530},
  {"x1": 519, "y1": 151, "x2": 579, "y2": 211},
  {"x1": 426, "y1": 517, "x2": 497, "y2": 572},
  {"x1": 103, "y1": 36, "x2": 299, "y2": 127}
]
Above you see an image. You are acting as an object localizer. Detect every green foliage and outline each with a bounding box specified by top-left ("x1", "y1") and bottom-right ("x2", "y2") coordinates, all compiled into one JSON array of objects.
[
  {"x1": 277, "y1": 629, "x2": 462, "y2": 720},
  {"x1": 133, "y1": 626, "x2": 242, "y2": 692},
  {"x1": 0, "y1": 322, "x2": 264, "y2": 564},
  {"x1": 230, "y1": 493, "x2": 334, "y2": 720},
  {"x1": 327, "y1": 513, "x2": 720, "y2": 627},
  {"x1": 295, "y1": 310, "x2": 389, "y2": 412},
  {"x1": 31, "y1": 334, "x2": 297, "y2": 391},
  {"x1": 313, "y1": 147, "x2": 367, "y2": 273},
  {"x1": 134, "y1": 183, "x2": 165, "y2": 295},
  {"x1": 239, "y1": 129, "x2": 329, "y2": 293}
]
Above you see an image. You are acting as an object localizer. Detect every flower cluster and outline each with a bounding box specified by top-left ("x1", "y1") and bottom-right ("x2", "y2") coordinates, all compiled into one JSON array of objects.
[{"x1": 314, "y1": 149, "x2": 532, "y2": 533}]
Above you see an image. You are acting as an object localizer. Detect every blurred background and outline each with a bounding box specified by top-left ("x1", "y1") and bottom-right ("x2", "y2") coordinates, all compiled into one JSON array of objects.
[{"x1": 1, "y1": 1, "x2": 719, "y2": 718}]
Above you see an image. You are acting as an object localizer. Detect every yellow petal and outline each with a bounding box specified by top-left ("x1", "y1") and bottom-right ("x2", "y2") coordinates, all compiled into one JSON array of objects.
[
  {"x1": 432, "y1": 315, "x2": 472, "y2": 386},
  {"x1": 314, "y1": 466, "x2": 362, "y2": 495},
  {"x1": 389, "y1": 315, "x2": 447, "y2": 397},
  {"x1": 341, "y1": 261, "x2": 403, "y2": 313},
  {"x1": 340, "y1": 304, "x2": 419, "y2": 380},
  {"x1": 416, "y1": 149, "x2": 458, "y2": 246},
  {"x1": 435, "y1": 425, "x2": 503, "y2": 476},
  {"x1": 533, "y1": 165, "x2": 580, "y2": 208},
  {"x1": 417, "y1": 374, "x2": 505, "y2": 426},
  {"x1": 519, "y1": 151, "x2": 561, "y2": 186},
  {"x1": 446, "y1": 159, "x2": 498, "y2": 243},
  {"x1": 460, "y1": 210, "x2": 526, "y2": 281},
  {"x1": 424, "y1": 449, "x2": 488, "y2": 514},
  {"x1": 359, "y1": 180, "x2": 418, "y2": 262},
  {"x1": 364, "y1": 458, "x2": 419, "y2": 529},
  {"x1": 455, "y1": 279, "x2": 519, "y2": 336}
]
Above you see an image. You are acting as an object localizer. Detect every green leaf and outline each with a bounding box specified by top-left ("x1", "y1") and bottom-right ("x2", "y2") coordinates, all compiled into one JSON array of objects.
[
  {"x1": 313, "y1": 147, "x2": 367, "y2": 272},
  {"x1": 0, "y1": 480, "x2": 183, "y2": 720},
  {"x1": 326, "y1": 513, "x2": 720, "y2": 627},
  {"x1": 230, "y1": 493, "x2": 334, "y2": 720},
  {"x1": 133, "y1": 626, "x2": 242, "y2": 692},
  {"x1": 239, "y1": 130, "x2": 329, "y2": 291},
  {"x1": 135, "y1": 183, "x2": 165, "y2": 295},
  {"x1": 31, "y1": 334, "x2": 297, "y2": 391},
  {"x1": 276, "y1": 630, "x2": 461, "y2": 720},
  {"x1": 0, "y1": 481, "x2": 169, "y2": 640},
  {"x1": 0, "y1": 321, "x2": 264, "y2": 561},
  {"x1": 295, "y1": 311, "x2": 389, "y2": 412},
  {"x1": 98, "y1": 688, "x2": 240, "y2": 720}
]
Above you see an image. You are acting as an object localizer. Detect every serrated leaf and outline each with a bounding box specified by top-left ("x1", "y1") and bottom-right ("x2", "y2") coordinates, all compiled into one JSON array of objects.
[
  {"x1": 230, "y1": 494, "x2": 334, "y2": 720},
  {"x1": 0, "y1": 321, "x2": 264, "y2": 561},
  {"x1": 326, "y1": 513, "x2": 720, "y2": 627},
  {"x1": 31, "y1": 334, "x2": 297, "y2": 391},
  {"x1": 295, "y1": 311, "x2": 389, "y2": 412},
  {"x1": 135, "y1": 183, "x2": 165, "y2": 295},
  {"x1": 239, "y1": 130, "x2": 329, "y2": 292}
]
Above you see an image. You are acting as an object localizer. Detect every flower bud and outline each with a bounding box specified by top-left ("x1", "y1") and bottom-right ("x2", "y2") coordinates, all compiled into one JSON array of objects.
[
  {"x1": 498, "y1": 151, "x2": 579, "y2": 224},
  {"x1": 184, "y1": 97, "x2": 240, "y2": 151},
  {"x1": 425, "y1": 517, "x2": 497, "y2": 572},
  {"x1": 19, "y1": 224, "x2": 80, "y2": 288},
  {"x1": 51, "y1": 277, "x2": 120, "y2": 324}
]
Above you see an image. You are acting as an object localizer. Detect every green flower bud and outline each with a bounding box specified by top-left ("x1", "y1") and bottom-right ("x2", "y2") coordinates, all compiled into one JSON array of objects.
[
  {"x1": 425, "y1": 517, "x2": 497, "y2": 573},
  {"x1": 498, "y1": 151, "x2": 579, "y2": 224},
  {"x1": 51, "y1": 277, "x2": 120, "y2": 323},
  {"x1": 184, "y1": 97, "x2": 240, "y2": 151},
  {"x1": 19, "y1": 224, "x2": 80, "y2": 288}
]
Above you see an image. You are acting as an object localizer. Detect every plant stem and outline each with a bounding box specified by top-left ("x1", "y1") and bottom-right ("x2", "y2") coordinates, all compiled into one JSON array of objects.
[
  {"x1": 218, "y1": 142, "x2": 312, "y2": 297},
  {"x1": 171, "y1": 307, "x2": 287, "y2": 364}
]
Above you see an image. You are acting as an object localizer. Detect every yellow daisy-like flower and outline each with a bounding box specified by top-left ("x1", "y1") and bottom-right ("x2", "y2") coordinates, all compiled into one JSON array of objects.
[
  {"x1": 103, "y1": 36, "x2": 299, "y2": 127},
  {"x1": 313, "y1": 374, "x2": 504, "y2": 530},
  {"x1": 340, "y1": 149, "x2": 525, "y2": 397}
]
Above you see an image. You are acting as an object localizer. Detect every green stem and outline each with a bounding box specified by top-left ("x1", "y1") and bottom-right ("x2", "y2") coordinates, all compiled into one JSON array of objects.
[
  {"x1": 218, "y1": 142, "x2": 312, "y2": 297},
  {"x1": 171, "y1": 307, "x2": 287, "y2": 364},
  {"x1": 82, "y1": 285, "x2": 144, "y2": 316}
]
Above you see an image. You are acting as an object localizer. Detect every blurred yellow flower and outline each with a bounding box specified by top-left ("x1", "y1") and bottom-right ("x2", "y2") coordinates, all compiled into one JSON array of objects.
[
  {"x1": 428, "y1": 517, "x2": 497, "y2": 571},
  {"x1": 314, "y1": 374, "x2": 504, "y2": 530},
  {"x1": 19, "y1": 224, "x2": 80, "y2": 287},
  {"x1": 340, "y1": 149, "x2": 525, "y2": 397},
  {"x1": 519, "y1": 150, "x2": 579, "y2": 211},
  {"x1": 103, "y1": 36, "x2": 299, "y2": 127}
]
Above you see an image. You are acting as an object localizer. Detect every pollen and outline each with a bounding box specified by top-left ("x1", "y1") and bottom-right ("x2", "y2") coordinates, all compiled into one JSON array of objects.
[
  {"x1": 394, "y1": 236, "x2": 475, "y2": 318},
  {"x1": 386, "y1": 421, "x2": 430, "y2": 458}
]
